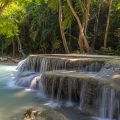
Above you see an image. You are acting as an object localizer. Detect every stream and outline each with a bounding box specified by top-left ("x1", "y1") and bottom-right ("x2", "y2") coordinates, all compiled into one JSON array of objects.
[
  {"x1": 0, "y1": 64, "x2": 94, "y2": 120},
  {"x1": 1, "y1": 63, "x2": 116, "y2": 120}
]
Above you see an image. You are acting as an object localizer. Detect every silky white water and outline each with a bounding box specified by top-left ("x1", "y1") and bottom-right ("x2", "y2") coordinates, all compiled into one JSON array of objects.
[
  {"x1": 0, "y1": 64, "x2": 117, "y2": 120},
  {"x1": 0, "y1": 64, "x2": 95, "y2": 120}
]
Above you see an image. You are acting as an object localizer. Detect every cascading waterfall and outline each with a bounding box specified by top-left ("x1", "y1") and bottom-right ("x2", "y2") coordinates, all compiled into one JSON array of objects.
[
  {"x1": 40, "y1": 58, "x2": 48, "y2": 73},
  {"x1": 14, "y1": 55, "x2": 120, "y2": 120},
  {"x1": 79, "y1": 82, "x2": 87, "y2": 112},
  {"x1": 99, "y1": 86, "x2": 118, "y2": 120},
  {"x1": 109, "y1": 89, "x2": 115, "y2": 120},
  {"x1": 100, "y1": 86, "x2": 112, "y2": 118},
  {"x1": 57, "y1": 78, "x2": 63, "y2": 103},
  {"x1": 50, "y1": 78, "x2": 56, "y2": 100},
  {"x1": 16, "y1": 56, "x2": 104, "y2": 89},
  {"x1": 66, "y1": 79, "x2": 73, "y2": 107},
  {"x1": 29, "y1": 58, "x2": 48, "y2": 89}
]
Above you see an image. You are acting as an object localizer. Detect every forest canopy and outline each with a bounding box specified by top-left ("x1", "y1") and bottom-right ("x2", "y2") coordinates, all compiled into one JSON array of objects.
[{"x1": 0, "y1": 0, "x2": 120, "y2": 56}]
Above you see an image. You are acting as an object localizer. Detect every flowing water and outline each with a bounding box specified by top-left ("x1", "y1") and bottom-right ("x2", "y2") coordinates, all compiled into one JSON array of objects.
[
  {"x1": 0, "y1": 64, "x2": 93, "y2": 120},
  {"x1": 1, "y1": 54, "x2": 120, "y2": 120}
]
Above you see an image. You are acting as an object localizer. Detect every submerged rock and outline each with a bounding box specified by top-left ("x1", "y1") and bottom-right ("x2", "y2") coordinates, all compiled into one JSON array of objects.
[{"x1": 23, "y1": 108, "x2": 69, "y2": 120}]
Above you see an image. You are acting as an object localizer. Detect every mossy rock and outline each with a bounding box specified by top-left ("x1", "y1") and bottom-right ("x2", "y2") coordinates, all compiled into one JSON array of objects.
[{"x1": 23, "y1": 108, "x2": 69, "y2": 120}]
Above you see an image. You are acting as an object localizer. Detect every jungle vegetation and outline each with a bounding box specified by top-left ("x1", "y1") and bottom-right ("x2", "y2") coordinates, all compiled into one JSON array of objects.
[{"x1": 0, "y1": 0, "x2": 120, "y2": 57}]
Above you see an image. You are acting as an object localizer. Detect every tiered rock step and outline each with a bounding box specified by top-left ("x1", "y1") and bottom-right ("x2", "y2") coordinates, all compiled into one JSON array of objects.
[
  {"x1": 41, "y1": 70, "x2": 120, "y2": 118},
  {"x1": 30, "y1": 54, "x2": 120, "y2": 59},
  {"x1": 16, "y1": 54, "x2": 120, "y2": 119},
  {"x1": 42, "y1": 71, "x2": 102, "y2": 100},
  {"x1": 19, "y1": 55, "x2": 109, "y2": 72}
]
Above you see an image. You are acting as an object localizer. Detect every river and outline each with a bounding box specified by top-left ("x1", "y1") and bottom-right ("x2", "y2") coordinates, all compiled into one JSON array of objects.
[{"x1": 0, "y1": 64, "x2": 95, "y2": 120}]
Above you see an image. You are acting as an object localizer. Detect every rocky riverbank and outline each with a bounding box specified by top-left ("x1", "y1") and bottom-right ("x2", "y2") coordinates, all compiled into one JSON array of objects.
[{"x1": 0, "y1": 56, "x2": 21, "y2": 64}]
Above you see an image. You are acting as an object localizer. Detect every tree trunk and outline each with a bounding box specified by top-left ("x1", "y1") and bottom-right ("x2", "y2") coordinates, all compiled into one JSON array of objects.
[
  {"x1": 104, "y1": 0, "x2": 112, "y2": 48},
  {"x1": 84, "y1": 0, "x2": 91, "y2": 36},
  {"x1": 93, "y1": 2, "x2": 101, "y2": 48},
  {"x1": 12, "y1": 39, "x2": 15, "y2": 58},
  {"x1": 59, "y1": 0, "x2": 70, "y2": 54},
  {"x1": 66, "y1": 0, "x2": 90, "y2": 53},
  {"x1": 17, "y1": 37, "x2": 26, "y2": 57}
]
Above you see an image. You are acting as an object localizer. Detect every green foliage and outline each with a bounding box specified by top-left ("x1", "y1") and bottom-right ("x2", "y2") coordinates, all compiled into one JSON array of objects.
[
  {"x1": 100, "y1": 47, "x2": 114, "y2": 55},
  {"x1": 48, "y1": 0, "x2": 58, "y2": 10},
  {"x1": 62, "y1": 4, "x2": 73, "y2": 30},
  {"x1": 0, "y1": 0, "x2": 27, "y2": 37},
  {"x1": 0, "y1": 16, "x2": 18, "y2": 37},
  {"x1": 0, "y1": 0, "x2": 120, "y2": 55}
]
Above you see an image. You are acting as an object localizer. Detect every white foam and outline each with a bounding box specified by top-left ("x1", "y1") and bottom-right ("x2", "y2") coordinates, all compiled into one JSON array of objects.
[
  {"x1": 44, "y1": 101, "x2": 61, "y2": 108},
  {"x1": 25, "y1": 88, "x2": 32, "y2": 92}
]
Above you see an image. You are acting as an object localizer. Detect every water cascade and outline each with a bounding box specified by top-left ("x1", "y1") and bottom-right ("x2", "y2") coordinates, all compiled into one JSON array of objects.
[{"x1": 14, "y1": 55, "x2": 120, "y2": 119}]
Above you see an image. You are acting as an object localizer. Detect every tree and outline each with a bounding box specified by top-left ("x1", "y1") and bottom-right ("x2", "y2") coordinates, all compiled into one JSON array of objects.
[
  {"x1": 66, "y1": 0, "x2": 90, "y2": 53},
  {"x1": 0, "y1": 0, "x2": 120, "y2": 55},
  {"x1": 104, "y1": 0, "x2": 112, "y2": 48},
  {"x1": 0, "y1": 0, "x2": 27, "y2": 56},
  {"x1": 59, "y1": 0, "x2": 70, "y2": 53}
]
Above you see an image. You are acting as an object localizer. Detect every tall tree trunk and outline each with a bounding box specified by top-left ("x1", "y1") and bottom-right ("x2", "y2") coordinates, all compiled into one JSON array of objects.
[
  {"x1": 84, "y1": 0, "x2": 92, "y2": 36},
  {"x1": 12, "y1": 39, "x2": 16, "y2": 58},
  {"x1": 93, "y1": 2, "x2": 101, "y2": 48},
  {"x1": 66, "y1": 0, "x2": 90, "y2": 53},
  {"x1": 17, "y1": 37, "x2": 26, "y2": 57},
  {"x1": 79, "y1": 0, "x2": 92, "y2": 35},
  {"x1": 59, "y1": 0, "x2": 70, "y2": 54},
  {"x1": 104, "y1": 0, "x2": 112, "y2": 48}
]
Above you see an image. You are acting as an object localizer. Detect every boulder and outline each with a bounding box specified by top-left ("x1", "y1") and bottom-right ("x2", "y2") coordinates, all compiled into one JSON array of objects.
[{"x1": 23, "y1": 108, "x2": 69, "y2": 120}]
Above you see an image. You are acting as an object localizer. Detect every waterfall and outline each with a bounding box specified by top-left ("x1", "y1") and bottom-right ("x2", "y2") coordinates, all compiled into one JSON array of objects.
[
  {"x1": 108, "y1": 89, "x2": 115, "y2": 119},
  {"x1": 29, "y1": 76, "x2": 39, "y2": 89},
  {"x1": 14, "y1": 55, "x2": 120, "y2": 119},
  {"x1": 16, "y1": 59, "x2": 27, "y2": 71},
  {"x1": 29, "y1": 58, "x2": 48, "y2": 91},
  {"x1": 40, "y1": 58, "x2": 48, "y2": 73},
  {"x1": 99, "y1": 85, "x2": 119, "y2": 120},
  {"x1": 79, "y1": 82, "x2": 87, "y2": 112},
  {"x1": 66, "y1": 79, "x2": 73, "y2": 107},
  {"x1": 17, "y1": 55, "x2": 105, "y2": 73},
  {"x1": 99, "y1": 86, "x2": 110, "y2": 118},
  {"x1": 57, "y1": 78, "x2": 63, "y2": 102},
  {"x1": 50, "y1": 78, "x2": 56, "y2": 100},
  {"x1": 15, "y1": 55, "x2": 104, "y2": 90}
]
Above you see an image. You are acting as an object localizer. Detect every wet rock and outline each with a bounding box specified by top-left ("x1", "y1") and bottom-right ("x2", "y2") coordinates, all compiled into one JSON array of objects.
[
  {"x1": 23, "y1": 108, "x2": 69, "y2": 120},
  {"x1": 0, "y1": 57, "x2": 8, "y2": 61},
  {"x1": 42, "y1": 71, "x2": 101, "y2": 100},
  {"x1": 17, "y1": 55, "x2": 105, "y2": 72},
  {"x1": 0, "y1": 56, "x2": 20, "y2": 64}
]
